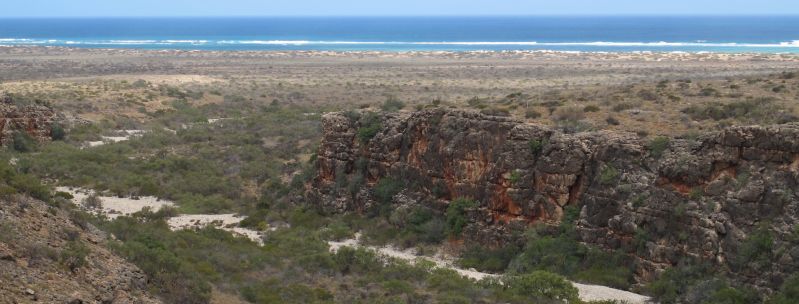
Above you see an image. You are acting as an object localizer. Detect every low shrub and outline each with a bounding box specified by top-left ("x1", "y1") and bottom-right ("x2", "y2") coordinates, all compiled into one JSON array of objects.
[
  {"x1": 599, "y1": 164, "x2": 619, "y2": 185},
  {"x1": 12, "y1": 131, "x2": 37, "y2": 153},
  {"x1": 525, "y1": 109, "x2": 542, "y2": 119},
  {"x1": 381, "y1": 96, "x2": 405, "y2": 112},
  {"x1": 60, "y1": 240, "x2": 89, "y2": 272},
  {"x1": 529, "y1": 139, "x2": 546, "y2": 155},
  {"x1": 648, "y1": 136, "x2": 670, "y2": 159},
  {"x1": 459, "y1": 245, "x2": 521, "y2": 273},
  {"x1": 731, "y1": 227, "x2": 773, "y2": 271},
  {"x1": 503, "y1": 271, "x2": 579, "y2": 303},
  {"x1": 681, "y1": 98, "x2": 786, "y2": 124},
  {"x1": 50, "y1": 123, "x2": 66, "y2": 141},
  {"x1": 552, "y1": 106, "x2": 585, "y2": 122},
  {"x1": 770, "y1": 274, "x2": 799, "y2": 304},
  {"x1": 357, "y1": 112, "x2": 382, "y2": 143},
  {"x1": 637, "y1": 89, "x2": 659, "y2": 101},
  {"x1": 583, "y1": 105, "x2": 600, "y2": 112},
  {"x1": 446, "y1": 198, "x2": 478, "y2": 237}
]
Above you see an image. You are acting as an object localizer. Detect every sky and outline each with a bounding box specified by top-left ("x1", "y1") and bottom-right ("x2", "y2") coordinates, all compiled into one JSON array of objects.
[{"x1": 2, "y1": 0, "x2": 798, "y2": 17}]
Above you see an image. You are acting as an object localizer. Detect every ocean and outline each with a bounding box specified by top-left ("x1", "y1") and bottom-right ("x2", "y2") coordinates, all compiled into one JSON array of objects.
[{"x1": 0, "y1": 16, "x2": 797, "y2": 53}]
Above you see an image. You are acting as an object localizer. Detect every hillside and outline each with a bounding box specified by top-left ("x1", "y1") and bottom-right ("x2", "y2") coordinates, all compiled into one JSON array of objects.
[{"x1": 0, "y1": 193, "x2": 160, "y2": 303}]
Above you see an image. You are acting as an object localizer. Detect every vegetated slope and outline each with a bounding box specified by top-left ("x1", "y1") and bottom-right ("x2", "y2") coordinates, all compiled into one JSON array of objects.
[
  {"x1": 0, "y1": 194, "x2": 160, "y2": 303},
  {"x1": 310, "y1": 108, "x2": 799, "y2": 300}
]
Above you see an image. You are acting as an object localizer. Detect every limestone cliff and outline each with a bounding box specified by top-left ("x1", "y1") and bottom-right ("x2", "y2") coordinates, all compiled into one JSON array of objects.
[{"x1": 310, "y1": 109, "x2": 799, "y2": 291}]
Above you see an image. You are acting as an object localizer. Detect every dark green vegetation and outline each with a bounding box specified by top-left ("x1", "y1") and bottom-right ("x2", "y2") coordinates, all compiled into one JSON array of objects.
[
  {"x1": 646, "y1": 261, "x2": 760, "y2": 304},
  {"x1": 648, "y1": 136, "x2": 670, "y2": 159},
  {"x1": 0, "y1": 96, "x2": 606, "y2": 303},
  {"x1": 356, "y1": 112, "x2": 382, "y2": 143},
  {"x1": 506, "y1": 206, "x2": 635, "y2": 290},
  {"x1": 446, "y1": 198, "x2": 478, "y2": 236}
]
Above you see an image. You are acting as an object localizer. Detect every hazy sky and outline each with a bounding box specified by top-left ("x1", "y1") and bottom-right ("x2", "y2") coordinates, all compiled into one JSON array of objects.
[{"x1": 3, "y1": 0, "x2": 798, "y2": 17}]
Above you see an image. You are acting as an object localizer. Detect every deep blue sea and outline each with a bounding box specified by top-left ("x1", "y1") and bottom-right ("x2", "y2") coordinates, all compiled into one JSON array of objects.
[{"x1": 0, "y1": 17, "x2": 798, "y2": 53}]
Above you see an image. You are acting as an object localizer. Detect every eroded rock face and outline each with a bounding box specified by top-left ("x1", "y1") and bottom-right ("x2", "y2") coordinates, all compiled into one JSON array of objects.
[
  {"x1": 0, "y1": 94, "x2": 59, "y2": 145},
  {"x1": 309, "y1": 109, "x2": 799, "y2": 291}
]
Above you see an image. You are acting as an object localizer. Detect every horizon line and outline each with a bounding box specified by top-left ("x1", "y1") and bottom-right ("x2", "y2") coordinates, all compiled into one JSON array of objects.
[{"x1": 2, "y1": 14, "x2": 799, "y2": 19}]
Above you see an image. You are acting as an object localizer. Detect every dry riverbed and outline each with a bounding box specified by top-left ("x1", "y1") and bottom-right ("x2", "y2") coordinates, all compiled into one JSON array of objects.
[
  {"x1": 329, "y1": 234, "x2": 652, "y2": 304},
  {"x1": 53, "y1": 186, "x2": 650, "y2": 302}
]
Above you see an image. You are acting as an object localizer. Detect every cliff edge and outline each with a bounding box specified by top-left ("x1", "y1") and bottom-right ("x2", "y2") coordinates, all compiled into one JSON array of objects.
[{"x1": 310, "y1": 108, "x2": 799, "y2": 292}]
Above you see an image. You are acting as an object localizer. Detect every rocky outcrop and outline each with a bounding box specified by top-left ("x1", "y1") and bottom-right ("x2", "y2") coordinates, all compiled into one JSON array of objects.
[
  {"x1": 0, "y1": 195, "x2": 161, "y2": 303},
  {"x1": 0, "y1": 94, "x2": 59, "y2": 145},
  {"x1": 309, "y1": 109, "x2": 799, "y2": 292}
]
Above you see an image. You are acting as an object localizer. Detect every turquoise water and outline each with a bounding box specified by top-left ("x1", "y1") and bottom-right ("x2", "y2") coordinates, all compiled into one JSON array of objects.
[{"x1": 0, "y1": 16, "x2": 798, "y2": 52}]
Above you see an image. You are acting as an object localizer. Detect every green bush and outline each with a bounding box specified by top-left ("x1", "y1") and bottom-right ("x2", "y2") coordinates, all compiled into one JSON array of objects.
[
  {"x1": 508, "y1": 209, "x2": 634, "y2": 289},
  {"x1": 599, "y1": 164, "x2": 620, "y2": 185},
  {"x1": 9, "y1": 173, "x2": 51, "y2": 202},
  {"x1": 529, "y1": 139, "x2": 546, "y2": 155},
  {"x1": 648, "y1": 136, "x2": 670, "y2": 159},
  {"x1": 50, "y1": 123, "x2": 66, "y2": 141},
  {"x1": 446, "y1": 198, "x2": 477, "y2": 237},
  {"x1": 12, "y1": 131, "x2": 37, "y2": 152},
  {"x1": 508, "y1": 170, "x2": 521, "y2": 186},
  {"x1": 60, "y1": 240, "x2": 89, "y2": 272},
  {"x1": 732, "y1": 227, "x2": 773, "y2": 271},
  {"x1": 503, "y1": 271, "x2": 578, "y2": 303},
  {"x1": 357, "y1": 112, "x2": 382, "y2": 143},
  {"x1": 390, "y1": 206, "x2": 446, "y2": 245},
  {"x1": 373, "y1": 178, "x2": 403, "y2": 205},
  {"x1": 332, "y1": 246, "x2": 381, "y2": 274},
  {"x1": 769, "y1": 274, "x2": 799, "y2": 304},
  {"x1": 647, "y1": 260, "x2": 715, "y2": 304},
  {"x1": 459, "y1": 245, "x2": 520, "y2": 273},
  {"x1": 689, "y1": 187, "x2": 704, "y2": 200},
  {"x1": 381, "y1": 96, "x2": 405, "y2": 112}
]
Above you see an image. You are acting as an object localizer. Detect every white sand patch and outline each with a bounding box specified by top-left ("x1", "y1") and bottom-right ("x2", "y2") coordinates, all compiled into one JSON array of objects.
[
  {"x1": 168, "y1": 214, "x2": 264, "y2": 245},
  {"x1": 55, "y1": 186, "x2": 264, "y2": 245},
  {"x1": 207, "y1": 118, "x2": 232, "y2": 124},
  {"x1": 56, "y1": 186, "x2": 173, "y2": 219},
  {"x1": 86, "y1": 129, "x2": 145, "y2": 147},
  {"x1": 328, "y1": 234, "x2": 651, "y2": 304},
  {"x1": 572, "y1": 282, "x2": 651, "y2": 303}
]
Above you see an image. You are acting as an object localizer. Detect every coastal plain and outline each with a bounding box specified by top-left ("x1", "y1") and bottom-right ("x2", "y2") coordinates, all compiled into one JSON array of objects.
[{"x1": 2, "y1": 46, "x2": 799, "y2": 137}]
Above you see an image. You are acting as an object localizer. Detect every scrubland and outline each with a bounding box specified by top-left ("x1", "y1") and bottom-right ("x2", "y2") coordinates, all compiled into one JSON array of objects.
[{"x1": 1, "y1": 47, "x2": 799, "y2": 303}]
